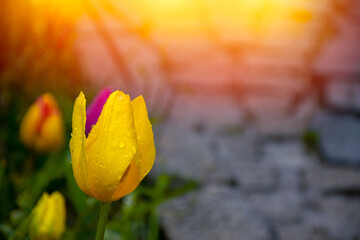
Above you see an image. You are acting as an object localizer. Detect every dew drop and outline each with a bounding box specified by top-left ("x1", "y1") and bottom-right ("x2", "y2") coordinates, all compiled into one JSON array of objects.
[{"x1": 118, "y1": 139, "x2": 125, "y2": 148}]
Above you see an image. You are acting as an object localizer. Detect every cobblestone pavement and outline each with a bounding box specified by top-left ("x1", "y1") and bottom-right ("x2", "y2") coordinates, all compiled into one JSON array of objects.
[{"x1": 154, "y1": 91, "x2": 360, "y2": 240}]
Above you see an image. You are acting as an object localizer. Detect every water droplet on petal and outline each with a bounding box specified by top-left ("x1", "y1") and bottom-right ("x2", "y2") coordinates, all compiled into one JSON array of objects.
[{"x1": 118, "y1": 138, "x2": 125, "y2": 148}]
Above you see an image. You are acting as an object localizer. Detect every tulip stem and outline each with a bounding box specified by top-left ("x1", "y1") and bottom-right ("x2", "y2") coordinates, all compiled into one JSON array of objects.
[{"x1": 95, "y1": 201, "x2": 111, "y2": 240}]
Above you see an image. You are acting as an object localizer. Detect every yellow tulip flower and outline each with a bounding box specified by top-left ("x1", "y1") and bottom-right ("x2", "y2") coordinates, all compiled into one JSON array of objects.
[
  {"x1": 20, "y1": 93, "x2": 65, "y2": 153},
  {"x1": 30, "y1": 191, "x2": 66, "y2": 240},
  {"x1": 70, "y1": 91, "x2": 156, "y2": 202}
]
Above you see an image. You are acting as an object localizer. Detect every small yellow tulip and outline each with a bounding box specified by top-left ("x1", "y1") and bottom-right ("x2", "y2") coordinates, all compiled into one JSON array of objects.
[
  {"x1": 20, "y1": 93, "x2": 65, "y2": 153},
  {"x1": 70, "y1": 91, "x2": 156, "y2": 202},
  {"x1": 30, "y1": 191, "x2": 66, "y2": 240}
]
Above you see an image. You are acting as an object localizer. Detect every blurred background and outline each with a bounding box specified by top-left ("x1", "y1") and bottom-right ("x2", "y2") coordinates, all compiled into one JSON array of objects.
[{"x1": 0, "y1": 0, "x2": 360, "y2": 239}]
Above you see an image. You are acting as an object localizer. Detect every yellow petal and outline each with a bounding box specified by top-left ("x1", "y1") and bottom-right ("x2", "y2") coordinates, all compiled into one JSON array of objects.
[
  {"x1": 31, "y1": 192, "x2": 49, "y2": 232},
  {"x1": 35, "y1": 113, "x2": 64, "y2": 152},
  {"x1": 111, "y1": 157, "x2": 140, "y2": 201},
  {"x1": 69, "y1": 92, "x2": 92, "y2": 197},
  {"x1": 85, "y1": 91, "x2": 138, "y2": 202},
  {"x1": 132, "y1": 96, "x2": 156, "y2": 180},
  {"x1": 31, "y1": 192, "x2": 66, "y2": 240},
  {"x1": 19, "y1": 104, "x2": 40, "y2": 147},
  {"x1": 44, "y1": 192, "x2": 66, "y2": 239}
]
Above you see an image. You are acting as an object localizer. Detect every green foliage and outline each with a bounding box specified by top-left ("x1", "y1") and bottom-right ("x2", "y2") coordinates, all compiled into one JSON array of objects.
[
  {"x1": 106, "y1": 175, "x2": 198, "y2": 240},
  {"x1": 302, "y1": 130, "x2": 320, "y2": 152}
]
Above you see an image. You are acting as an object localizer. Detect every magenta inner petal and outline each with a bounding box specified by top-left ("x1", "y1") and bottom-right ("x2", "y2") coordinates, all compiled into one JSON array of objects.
[{"x1": 85, "y1": 88, "x2": 112, "y2": 135}]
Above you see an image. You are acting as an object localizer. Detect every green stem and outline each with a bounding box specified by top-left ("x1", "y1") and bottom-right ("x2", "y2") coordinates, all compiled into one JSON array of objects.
[
  {"x1": 9, "y1": 214, "x2": 32, "y2": 240},
  {"x1": 95, "y1": 201, "x2": 111, "y2": 240}
]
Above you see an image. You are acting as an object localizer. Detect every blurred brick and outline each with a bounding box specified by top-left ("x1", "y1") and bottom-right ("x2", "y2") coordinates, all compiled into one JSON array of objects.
[
  {"x1": 312, "y1": 111, "x2": 360, "y2": 165},
  {"x1": 307, "y1": 197, "x2": 360, "y2": 239},
  {"x1": 325, "y1": 79, "x2": 360, "y2": 113},
  {"x1": 158, "y1": 185, "x2": 272, "y2": 240},
  {"x1": 248, "y1": 191, "x2": 305, "y2": 224},
  {"x1": 305, "y1": 166, "x2": 360, "y2": 193}
]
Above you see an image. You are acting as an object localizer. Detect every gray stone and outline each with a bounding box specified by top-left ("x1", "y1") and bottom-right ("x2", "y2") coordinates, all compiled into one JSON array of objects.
[
  {"x1": 168, "y1": 93, "x2": 243, "y2": 133},
  {"x1": 325, "y1": 79, "x2": 360, "y2": 113},
  {"x1": 278, "y1": 224, "x2": 336, "y2": 240},
  {"x1": 216, "y1": 129, "x2": 279, "y2": 193},
  {"x1": 312, "y1": 112, "x2": 360, "y2": 165},
  {"x1": 259, "y1": 141, "x2": 317, "y2": 191},
  {"x1": 153, "y1": 93, "x2": 245, "y2": 183},
  {"x1": 235, "y1": 162, "x2": 279, "y2": 194},
  {"x1": 305, "y1": 166, "x2": 360, "y2": 193},
  {"x1": 260, "y1": 141, "x2": 314, "y2": 169},
  {"x1": 158, "y1": 185, "x2": 272, "y2": 240},
  {"x1": 242, "y1": 94, "x2": 316, "y2": 137},
  {"x1": 156, "y1": 127, "x2": 233, "y2": 183},
  {"x1": 306, "y1": 197, "x2": 360, "y2": 240},
  {"x1": 248, "y1": 191, "x2": 305, "y2": 224},
  {"x1": 216, "y1": 128, "x2": 258, "y2": 163}
]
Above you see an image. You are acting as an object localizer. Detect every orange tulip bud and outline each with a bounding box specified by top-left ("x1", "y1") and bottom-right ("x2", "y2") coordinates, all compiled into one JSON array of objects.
[{"x1": 20, "y1": 93, "x2": 64, "y2": 153}]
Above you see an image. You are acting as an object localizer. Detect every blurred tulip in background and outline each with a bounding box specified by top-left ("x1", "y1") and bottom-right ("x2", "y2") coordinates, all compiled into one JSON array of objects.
[
  {"x1": 20, "y1": 93, "x2": 65, "y2": 153},
  {"x1": 30, "y1": 191, "x2": 66, "y2": 240}
]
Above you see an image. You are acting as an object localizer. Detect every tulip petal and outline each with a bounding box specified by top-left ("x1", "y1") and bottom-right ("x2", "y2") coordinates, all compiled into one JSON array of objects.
[
  {"x1": 86, "y1": 91, "x2": 138, "y2": 202},
  {"x1": 31, "y1": 192, "x2": 49, "y2": 237},
  {"x1": 20, "y1": 104, "x2": 40, "y2": 148},
  {"x1": 85, "y1": 88, "x2": 112, "y2": 135},
  {"x1": 111, "y1": 157, "x2": 140, "y2": 201},
  {"x1": 31, "y1": 192, "x2": 66, "y2": 239},
  {"x1": 36, "y1": 114, "x2": 64, "y2": 152},
  {"x1": 46, "y1": 192, "x2": 66, "y2": 239},
  {"x1": 132, "y1": 96, "x2": 156, "y2": 180},
  {"x1": 70, "y1": 92, "x2": 93, "y2": 197}
]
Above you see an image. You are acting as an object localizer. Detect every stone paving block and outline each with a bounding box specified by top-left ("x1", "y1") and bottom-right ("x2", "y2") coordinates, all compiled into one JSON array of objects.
[
  {"x1": 157, "y1": 127, "x2": 230, "y2": 183},
  {"x1": 311, "y1": 111, "x2": 360, "y2": 166},
  {"x1": 235, "y1": 162, "x2": 279, "y2": 194},
  {"x1": 158, "y1": 185, "x2": 272, "y2": 240},
  {"x1": 259, "y1": 141, "x2": 317, "y2": 191},
  {"x1": 216, "y1": 128, "x2": 258, "y2": 163},
  {"x1": 168, "y1": 93, "x2": 243, "y2": 132},
  {"x1": 278, "y1": 224, "x2": 336, "y2": 240},
  {"x1": 260, "y1": 141, "x2": 314, "y2": 169},
  {"x1": 324, "y1": 79, "x2": 360, "y2": 113},
  {"x1": 306, "y1": 197, "x2": 360, "y2": 240},
  {"x1": 247, "y1": 191, "x2": 305, "y2": 224},
  {"x1": 242, "y1": 94, "x2": 316, "y2": 137},
  {"x1": 305, "y1": 166, "x2": 360, "y2": 193},
  {"x1": 156, "y1": 120, "x2": 240, "y2": 184}
]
